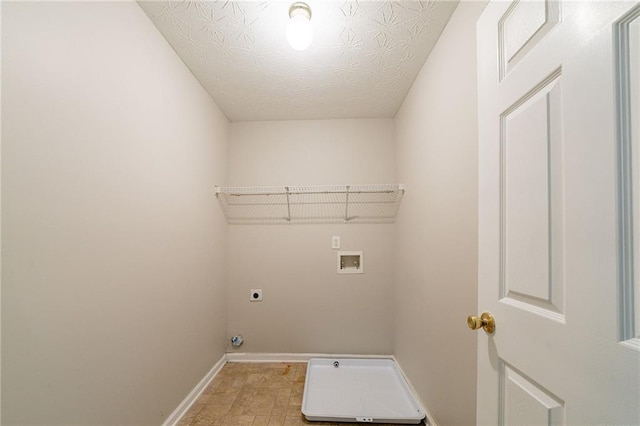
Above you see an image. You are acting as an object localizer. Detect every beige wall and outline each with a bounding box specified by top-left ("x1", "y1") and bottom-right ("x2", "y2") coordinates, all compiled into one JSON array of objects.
[
  {"x1": 2, "y1": 2, "x2": 229, "y2": 424},
  {"x1": 227, "y1": 119, "x2": 395, "y2": 354},
  {"x1": 2, "y1": 1, "x2": 486, "y2": 423},
  {"x1": 393, "y1": 2, "x2": 486, "y2": 425}
]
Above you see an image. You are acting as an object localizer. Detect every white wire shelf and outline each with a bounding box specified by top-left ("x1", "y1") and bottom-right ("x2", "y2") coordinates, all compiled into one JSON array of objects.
[{"x1": 215, "y1": 184, "x2": 405, "y2": 224}]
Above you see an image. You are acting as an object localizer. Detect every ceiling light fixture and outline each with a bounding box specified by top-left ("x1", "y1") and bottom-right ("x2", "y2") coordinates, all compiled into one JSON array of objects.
[{"x1": 287, "y1": 2, "x2": 313, "y2": 51}]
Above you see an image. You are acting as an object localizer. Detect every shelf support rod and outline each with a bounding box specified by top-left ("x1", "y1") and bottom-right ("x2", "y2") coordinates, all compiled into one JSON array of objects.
[
  {"x1": 285, "y1": 186, "x2": 291, "y2": 222},
  {"x1": 344, "y1": 185, "x2": 350, "y2": 222}
]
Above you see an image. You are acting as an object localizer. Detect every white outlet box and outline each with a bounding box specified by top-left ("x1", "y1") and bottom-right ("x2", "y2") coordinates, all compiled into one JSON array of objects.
[
  {"x1": 331, "y1": 236, "x2": 341, "y2": 249},
  {"x1": 250, "y1": 289, "x2": 263, "y2": 302}
]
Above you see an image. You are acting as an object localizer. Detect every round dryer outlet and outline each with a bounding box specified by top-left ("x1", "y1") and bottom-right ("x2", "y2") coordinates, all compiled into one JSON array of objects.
[{"x1": 250, "y1": 289, "x2": 263, "y2": 302}]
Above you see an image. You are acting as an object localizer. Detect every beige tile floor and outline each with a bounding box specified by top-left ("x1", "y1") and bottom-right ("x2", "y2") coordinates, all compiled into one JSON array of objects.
[{"x1": 177, "y1": 362, "x2": 418, "y2": 426}]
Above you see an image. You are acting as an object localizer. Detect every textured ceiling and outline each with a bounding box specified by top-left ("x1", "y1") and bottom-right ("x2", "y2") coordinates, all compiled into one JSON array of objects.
[{"x1": 139, "y1": 1, "x2": 459, "y2": 121}]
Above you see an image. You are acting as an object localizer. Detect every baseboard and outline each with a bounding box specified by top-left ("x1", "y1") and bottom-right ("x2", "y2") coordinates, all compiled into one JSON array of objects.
[
  {"x1": 162, "y1": 354, "x2": 227, "y2": 426},
  {"x1": 225, "y1": 352, "x2": 394, "y2": 363},
  {"x1": 391, "y1": 355, "x2": 438, "y2": 426}
]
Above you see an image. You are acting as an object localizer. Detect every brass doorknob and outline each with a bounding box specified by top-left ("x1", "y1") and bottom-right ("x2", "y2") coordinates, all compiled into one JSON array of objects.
[{"x1": 467, "y1": 312, "x2": 495, "y2": 334}]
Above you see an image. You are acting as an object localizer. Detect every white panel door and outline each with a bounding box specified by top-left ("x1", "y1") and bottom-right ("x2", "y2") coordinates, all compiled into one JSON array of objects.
[{"x1": 477, "y1": 1, "x2": 640, "y2": 425}]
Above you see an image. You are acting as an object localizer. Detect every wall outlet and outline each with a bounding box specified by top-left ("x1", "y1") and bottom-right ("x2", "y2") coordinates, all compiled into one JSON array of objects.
[
  {"x1": 250, "y1": 289, "x2": 263, "y2": 302},
  {"x1": 331, "y1": 236, "x2": 341, "y2": 249}
]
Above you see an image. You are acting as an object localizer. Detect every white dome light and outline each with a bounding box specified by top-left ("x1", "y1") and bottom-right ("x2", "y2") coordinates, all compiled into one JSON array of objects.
[{"x1": 287, "y1": 2, "x2": 313, "y2": 51}]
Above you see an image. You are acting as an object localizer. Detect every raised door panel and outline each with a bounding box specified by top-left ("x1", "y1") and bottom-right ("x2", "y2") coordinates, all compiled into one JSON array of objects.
[
  {"x1": 500, "y1": 362, "x2": 564, "y2": 426},
  {"x1": 499, "y1": 0, "x2": 560, "y2": 80},
  {"x1": 630, "y1": 12, "x2": 640, "y2": 340},
  {"x1": 615, "y1": 4, "x2": 640, "y2": 344},
  {"x1": 501, "y1": 70, "x2": 564, "y2": 321}
]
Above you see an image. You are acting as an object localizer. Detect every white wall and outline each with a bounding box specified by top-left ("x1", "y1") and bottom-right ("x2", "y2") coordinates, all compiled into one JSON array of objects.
[
  {"x1": 393, "y1": 2, "x2": 486, "y2": 425},
  {"x1": 2, "y1": 2, "x2": 229, "y2": 424},
  {"x1": 227, "y1": 119, "x2": 396, "y2": 354}
]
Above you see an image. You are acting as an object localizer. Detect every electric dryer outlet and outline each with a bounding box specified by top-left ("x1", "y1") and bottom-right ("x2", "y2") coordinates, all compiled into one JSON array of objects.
[{"x1": 250, "y1": 289, "x2": 263, "y2": 302}]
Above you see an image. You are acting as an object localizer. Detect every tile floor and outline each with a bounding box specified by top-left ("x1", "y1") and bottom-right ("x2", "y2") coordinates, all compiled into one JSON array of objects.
[{"x1": 177, "y1": 362, "x2": 417, "y2": 426}]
